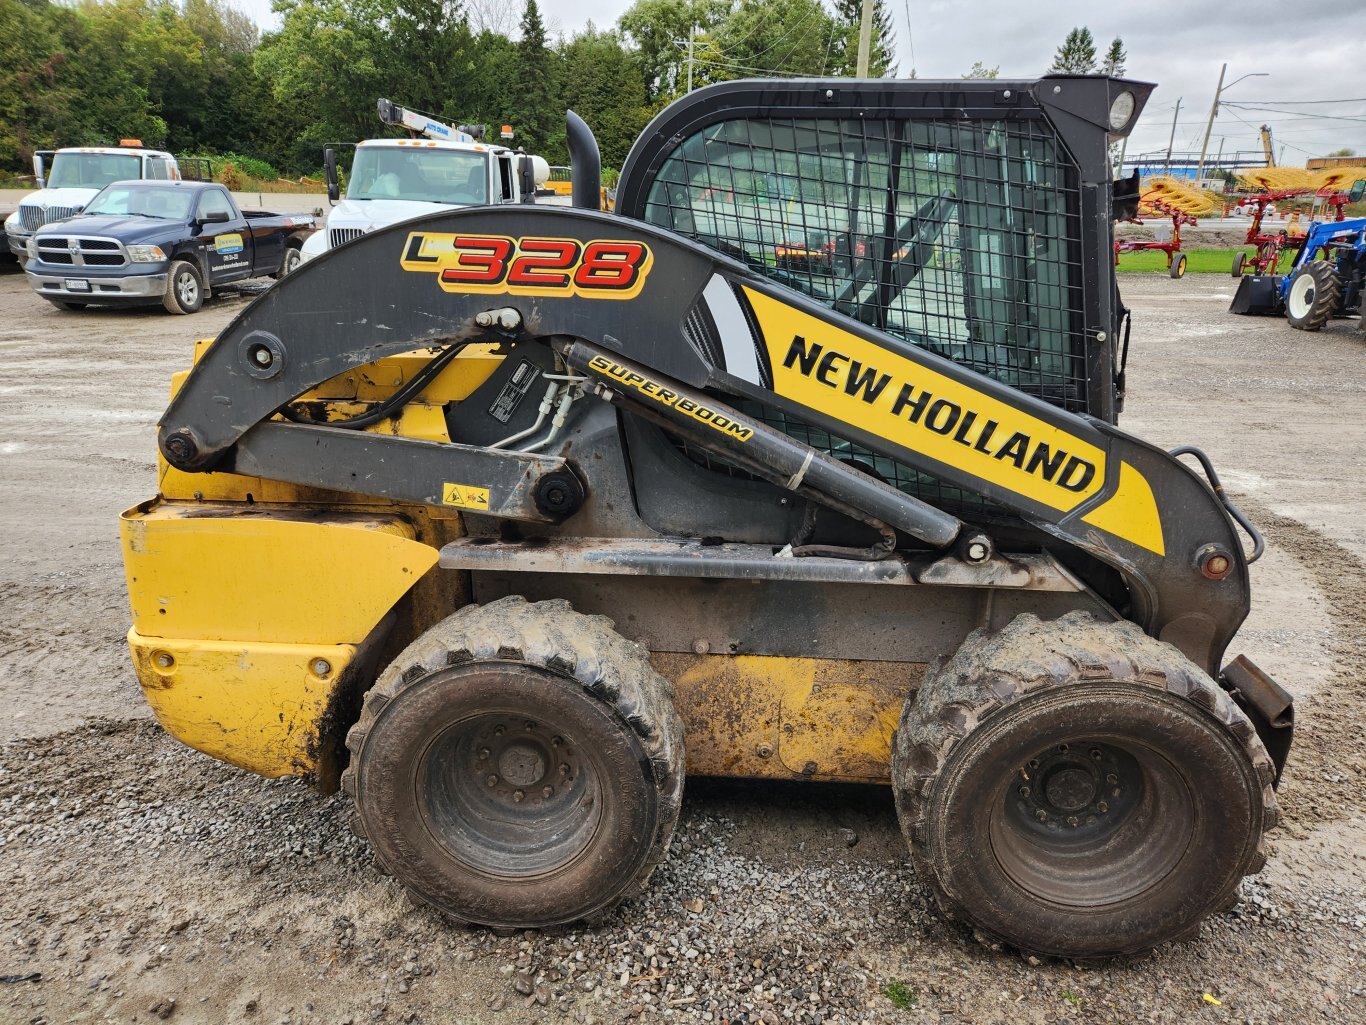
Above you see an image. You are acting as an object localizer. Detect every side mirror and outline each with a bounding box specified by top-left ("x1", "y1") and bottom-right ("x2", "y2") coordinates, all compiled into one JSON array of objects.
[
  {"x1": 324, "y1": 148, "x2": 339, "y2": 203},
  {"x1": 518, "y1": 156, "x2": 536, "y2": 203},
  {"x1": 200, "y1": 210, "x2": 230, "y2": 224},
  {"x1": 33, "y1": 154, "x2": 46, "y2": 190},
  {"x1": 1112, "y1": 170, "x2": 1141, "y2": 221},
  {"x1": 1350, "y1": 180, "x2": 1365, "y2": 204}
]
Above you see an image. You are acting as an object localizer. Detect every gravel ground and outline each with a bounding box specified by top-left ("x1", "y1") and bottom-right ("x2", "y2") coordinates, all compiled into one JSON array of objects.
[{"x1": 1, "y1": 266, "x2": 1365, "y2": 1024}]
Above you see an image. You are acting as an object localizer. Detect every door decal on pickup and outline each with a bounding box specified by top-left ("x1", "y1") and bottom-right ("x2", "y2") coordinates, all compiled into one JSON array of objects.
[{"x1": 214, "y1": 233, "x2": 244, "y2": 255}]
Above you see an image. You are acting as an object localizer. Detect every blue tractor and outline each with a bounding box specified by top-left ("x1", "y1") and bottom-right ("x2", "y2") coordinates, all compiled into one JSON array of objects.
[{"x1": 1231, "y1": 184, "x2": 1366, "y2": 334}]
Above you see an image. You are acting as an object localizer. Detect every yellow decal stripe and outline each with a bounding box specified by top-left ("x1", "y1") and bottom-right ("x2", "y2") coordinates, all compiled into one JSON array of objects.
[
  {"x1": 744, "y1": 287, "x2": 1106, "y2": 514},
  {"x1": 1081, "y1": 461, "x2": 1166, "y2": 555}
]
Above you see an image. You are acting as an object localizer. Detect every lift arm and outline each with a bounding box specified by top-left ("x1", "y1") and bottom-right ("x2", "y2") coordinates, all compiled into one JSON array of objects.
[{"x1": 158, "y1": 205, "x2": 1252, "y2": 676}]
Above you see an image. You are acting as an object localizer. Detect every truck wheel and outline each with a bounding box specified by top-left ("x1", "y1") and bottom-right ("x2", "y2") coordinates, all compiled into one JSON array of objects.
[
  {"x1": 1284, "y1": 260, "x2": 1341, "y2": 331},
  {"x1": 1169, "y1": 254, "x2": 1187, "y2": 279},
  {"x1": 892, "y1": 611, "x2": 1277, "y2": 960},
  {"x1": 342, "y1": 596, "x2": 685, "y2": 929},
  {"x1": 163, "y1": 259, "x2": 204, "y2": 315},
  {"x1": 275, "y1": 245, "x2": 302, "y2": 279},
  {"x1": 1231, "y1": 251, "x2": 1246, "y2": 277}
]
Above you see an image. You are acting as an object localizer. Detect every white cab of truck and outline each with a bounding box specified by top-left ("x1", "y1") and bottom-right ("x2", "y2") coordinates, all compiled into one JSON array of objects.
[
  {"x1": 4, "y1": 142, "x2": 194, "y2": 263},
  {"x1": 301, "y1": 103, "x2": 552, "y2": 265}
]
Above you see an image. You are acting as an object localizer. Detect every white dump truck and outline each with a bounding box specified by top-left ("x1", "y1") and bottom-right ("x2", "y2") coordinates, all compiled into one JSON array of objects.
[
  {"x1": 4, "y1": 141, "x2": 210, "y2": 264},
  {"x1": 300, "y1": 100, "x2": 551, "y2": 265}
]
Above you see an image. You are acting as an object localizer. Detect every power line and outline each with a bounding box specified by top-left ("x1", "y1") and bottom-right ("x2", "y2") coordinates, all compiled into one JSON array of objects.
[
  {"x1": 1223, "y1": 103, "x2": 1366, "y2": 123},
  {"x1": 1233, "y1": 97, "x2": 1366, "y2": 105}
]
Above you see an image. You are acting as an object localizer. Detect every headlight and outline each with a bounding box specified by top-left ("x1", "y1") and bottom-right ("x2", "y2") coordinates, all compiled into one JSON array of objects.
[
  {"x1": 127, "y1": 244, "x2": 167, "y2": 263},
  {"x1": 27, "y1": 239, "x2": 39, "y2": 260},
  {"x1": 3, "y1": 211, "x2": 16, "y2": 231},
  {"x1": 1108, "y1": 91, "x2": 1136, "y2": 132}
]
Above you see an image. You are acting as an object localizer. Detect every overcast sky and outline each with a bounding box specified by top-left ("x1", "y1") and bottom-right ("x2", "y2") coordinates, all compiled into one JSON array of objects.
[{"x1": 236, "y1": 0, "x2": 1366, "y2": 162}]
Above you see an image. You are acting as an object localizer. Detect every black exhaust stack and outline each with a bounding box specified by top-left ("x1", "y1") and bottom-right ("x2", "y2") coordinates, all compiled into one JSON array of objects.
[{"x1": 566, "y1": 110, "x2": 600, "y2": 211}]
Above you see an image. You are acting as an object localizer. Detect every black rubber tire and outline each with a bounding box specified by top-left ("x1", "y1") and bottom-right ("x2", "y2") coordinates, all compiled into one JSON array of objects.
[
  {"x1": 46, "y1": 300, "x2": 88, "y2": 311},
  {"x1": 892, "y1": 611, "x2": 1278, "y2": 960},
  {"x1": 274, "y1": 244, "x2": 302, "y2": 279},
  {"x1": 1169, "y1": 254, "x2": 1187, "y2": 279},
  {"x1": 342, "y1": 596, "x2": 685, "y2": 929},
  {"x1": 1284, "y1": 260, "x2": 1341, "y2": 332},
  {"x1": 1231, "y1": 251, "x2": 1246, "y2": 277},
  {"x1": 163, "y1": 259, "x2": 205, "y2": 314}
]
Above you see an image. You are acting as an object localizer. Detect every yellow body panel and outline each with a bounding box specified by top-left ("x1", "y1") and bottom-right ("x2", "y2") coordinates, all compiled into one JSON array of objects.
[
  {"x1": 656, "y1": 652, "x2": 920, "y2": 783},
  {"x1": 122, "y1": 504, "x2": 438, "y2": 644},
  {"x1": 121, "y1": 501, "x2": 448, "y2": 785},
  {"x1": 129, "y1": 631, "x2": 360, "y2": 780}
]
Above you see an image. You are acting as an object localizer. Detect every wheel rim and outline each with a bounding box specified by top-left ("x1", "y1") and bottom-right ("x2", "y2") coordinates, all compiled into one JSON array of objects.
[
  {"x1": 177, "y1": 271, "x2": 198, "y2": 306},
  {"x1": 418, "y1": 710, "x2": 602, "y2": 878},
  {"x1": 1287, "y1": 274, "x2": 1315, "y2": 318},
  {"x1": 284, "y1": 250, "x2": 300, "y2": 274},
  {"x1": 990, "y1": 738, "x2": 1194, "y2": 907}
]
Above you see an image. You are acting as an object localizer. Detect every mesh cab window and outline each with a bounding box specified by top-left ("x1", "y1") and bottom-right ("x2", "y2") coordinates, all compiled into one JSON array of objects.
[{"x1": 643, "y1": 117, "x2": 1086, "y2": 410}]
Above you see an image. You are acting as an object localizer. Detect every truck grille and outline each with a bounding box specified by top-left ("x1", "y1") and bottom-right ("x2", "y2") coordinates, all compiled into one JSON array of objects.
[
  {"x1": 330, "y1": 228, "x2": 367, "y2": 247},
  {"x1": 35, "y1": 236, "x2": 127, "y2": 267},
  {"x1": 18, "y1": 205, "x2": 81, "y2": 232}
]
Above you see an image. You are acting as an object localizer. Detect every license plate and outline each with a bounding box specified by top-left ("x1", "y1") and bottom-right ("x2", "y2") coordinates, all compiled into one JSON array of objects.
[{"x1": 64, "y1": 279, "x2": 91, "y2": 292}]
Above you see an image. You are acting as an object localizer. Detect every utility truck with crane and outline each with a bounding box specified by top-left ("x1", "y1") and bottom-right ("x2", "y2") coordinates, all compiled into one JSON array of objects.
[{"x1": 299, "y1": 99, "x2": 550, "y2": 265}]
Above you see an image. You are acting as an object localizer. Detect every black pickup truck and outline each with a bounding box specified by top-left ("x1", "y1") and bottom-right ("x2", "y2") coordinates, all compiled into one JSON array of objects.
[{"x1": 22, "y1": 180, "x2": 317, "y2": 314}]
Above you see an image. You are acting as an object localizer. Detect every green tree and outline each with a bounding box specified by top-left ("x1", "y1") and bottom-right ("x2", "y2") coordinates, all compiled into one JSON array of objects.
[
  {"x1": 1100, "y1": 37, "x2": 1126, "y2": 77},
  {"x1": 712, "y1": 0, "x2": 839, "y2": 79},
  {"x1": 1049, "y1": 26, "x2": 1096, "y2": 74},
  {"x1": 0, "y1": 0, "x2": 76, "y2": 169},
  {"x1": 963, "y1": 61, "x2": 998, "y2": 79},
  {"x1": 505, "y1": 0, "x2": 555, "y2": 154},
  {"x1": 557, "y1": 26, "x2": 649, "y2": 168},
  {"x1": 831, "y1": 0, "x2": 897, "y2": 77},
  {"x1": 618, "y1": 0, "x2": 727, "y2": 102},
  {"x1": 256, "y1": 0, "x2": 480, "y2": 164}
]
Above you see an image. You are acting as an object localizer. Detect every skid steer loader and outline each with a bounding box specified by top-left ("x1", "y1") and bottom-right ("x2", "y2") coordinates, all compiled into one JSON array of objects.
[{"x1": 120, "y1": 76, "x2": 1294, "y2": 960}]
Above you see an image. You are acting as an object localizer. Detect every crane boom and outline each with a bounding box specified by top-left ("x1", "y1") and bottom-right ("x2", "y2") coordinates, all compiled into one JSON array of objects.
[{"x1": 376, "y1": 98, "x2": 478, "y2": 143}]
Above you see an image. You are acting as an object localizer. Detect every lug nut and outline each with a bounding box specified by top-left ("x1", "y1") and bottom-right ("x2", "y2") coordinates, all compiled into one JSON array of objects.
[
  {"x1": 477, "y1": 748, "x2": 490, "y2": 760},
  {"x1": 1106, "y1": 773, "x2": 1119, "y2": 785},
  {"x1": 1035, "y1": 809, "x2": 1048, "y2": 822},
  {"x1": 1089, "y1": 748, "x2": 1103, "y2": 760},
  {"x1": 542, "y1": 786, "x2": 553, "y2": 798},
  {"x1": 512, "y1": 790, "x2": 525, "y2": 803},
  {"x1": 559, "y1": 763, "x2": 569, "y2": 775},
  {"x1": 1019, "y1": 786, "x2": 1031, "y2": 798},
  {"x1": 494, "y1": 725, "x2": 505, "y2": 736},
  {"x1": 551, "y1": 736, "x2": 563, "y2": 747},
  {"x1": 1097, "y1": 801, "x2": 1109, "y2": 813},
  {"x1": 1066, "y1": 815, "x2": 1079, "y2": 827},
  {"x1": 486, "y1": 775, "x2": 498, "y2": 787},
  {"x1": 525, "y1": 721, "x2": 537, "y2": 731}
]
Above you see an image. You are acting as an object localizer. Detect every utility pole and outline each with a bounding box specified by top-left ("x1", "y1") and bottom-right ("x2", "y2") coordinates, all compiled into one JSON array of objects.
[
  {"x1": 686, "y1": 21, "x2": 695, "y2": 93},
  {"x1": 1196, "y1": 67, "x2": 1268, "y2": 181},
  {"x1": 1195, "y1": 63, "x2": 1226, "y2": 183},
  {"x1": 856, "y1": 0, "x2": 874, "y2": 77},
  {"x1": 1163, "y1": 97, "x2": 1181, "y2": 175}
]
